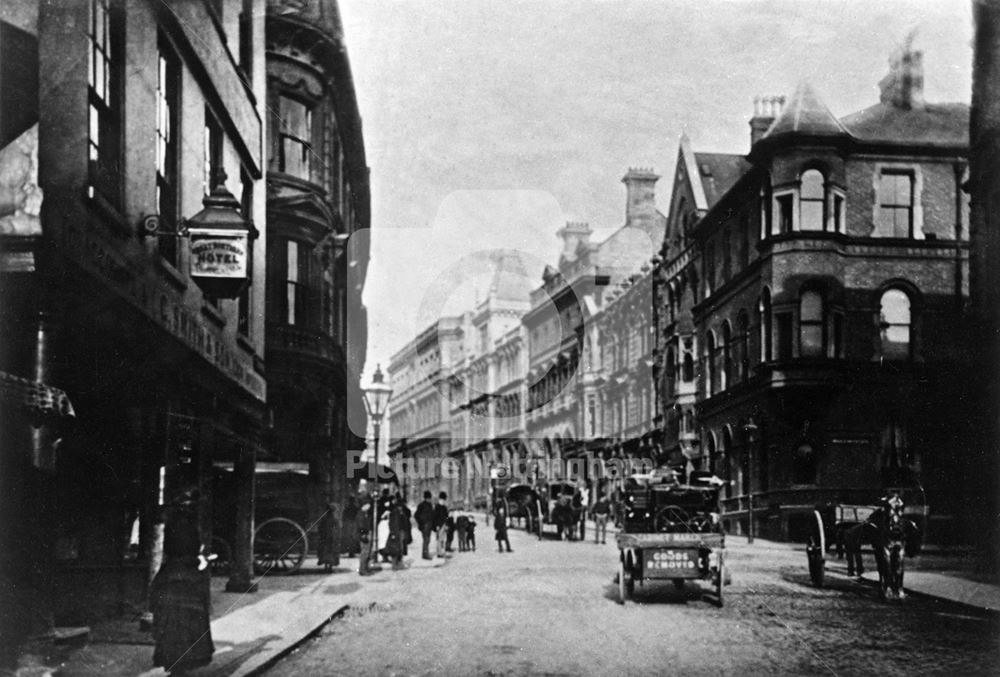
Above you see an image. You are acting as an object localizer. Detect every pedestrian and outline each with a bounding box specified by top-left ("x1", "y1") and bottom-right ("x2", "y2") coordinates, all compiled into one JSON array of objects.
[
  {"x1": 456, "y1": 514, "x2": 470, "y2": 551},
  {"x1": 397, "y1": 490, "x2": 413, "y2": 557},
  {"x1": 466, "y1": 516, "x2": 477, "y2": 551},
  {"x1": 317, "y1": 500, "x2": 340, "y2": 572},
  {"x1": 342, "y1": 494, "x2": 360, "y2": 557},
  {"x1": 150, "y1": 487, "x2": 214, "y2": 674},
  {"x1": 414, "y1": 490, "x2": 435, "y2": 560},
  {"x1": 494, "y1": 504, "x2": 512, "y2": 552},
  {"x1": 384, "y1": 496, "x2": 408, "y2": 570},
  {"x1": 357, "y1": 489, "x2": 375, "y2": 576},
  {"x1": 591, "y1": 493, "x2": 611, "y2": 544},
  {"x1": 445, "y1": 513, "x2": 456, "y2": 552},
  {"x1": 433, "y1": 492, "x2": 450, "y2": 557}
]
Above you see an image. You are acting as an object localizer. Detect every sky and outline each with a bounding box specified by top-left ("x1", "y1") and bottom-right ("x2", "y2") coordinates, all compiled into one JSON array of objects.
[{"x1": 338, "y1": 0, "x2": 975, "y2": 381}]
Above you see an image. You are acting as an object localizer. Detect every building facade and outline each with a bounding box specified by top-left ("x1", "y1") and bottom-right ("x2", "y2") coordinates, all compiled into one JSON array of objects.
[
  {"x1": 657, "y1": 47, "x2": 974, "y2": 541},
  {"x1": 0, "y1": 0, "x2": 268, "y2": 642},
  {"x1": 263, "y1": 0, "x2": 370, "y2": 564}
]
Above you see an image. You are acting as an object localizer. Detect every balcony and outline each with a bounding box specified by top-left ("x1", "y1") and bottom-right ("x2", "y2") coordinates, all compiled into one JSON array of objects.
[{"x1": 267, "y1": 323, "x2": 343, "y2": 365}]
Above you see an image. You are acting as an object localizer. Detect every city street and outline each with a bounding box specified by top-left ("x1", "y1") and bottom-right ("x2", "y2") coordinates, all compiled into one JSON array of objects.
[{"x1": 269, "y1": 522, "x2": 1000, "y2": 677}]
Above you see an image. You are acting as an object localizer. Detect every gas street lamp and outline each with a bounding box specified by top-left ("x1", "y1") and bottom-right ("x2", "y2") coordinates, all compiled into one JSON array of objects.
[
  {"x1": 363, "y1": 365, "x2": 393, "y2": 563},
  {"x1": 742, "y1": 416, "x2": 759, "y2": 544}
]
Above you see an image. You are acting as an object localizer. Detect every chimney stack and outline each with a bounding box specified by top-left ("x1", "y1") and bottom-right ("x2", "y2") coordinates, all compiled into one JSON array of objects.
[
  {"x1": 622, "y1": 167, "x2": 659, "y2": 226},
  {"x1": 749, "y1": 95, "x2": 785, "y2": 145},
  {"x1": 879, "y1": 37, "x2": 925, "y2": 110},
  {"x1": 557, "y1": 221, "x2": 592, "y2": 265}
]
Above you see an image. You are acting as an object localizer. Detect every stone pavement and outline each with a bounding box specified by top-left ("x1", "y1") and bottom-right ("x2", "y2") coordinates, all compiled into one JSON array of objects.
[
  {"x1": 44, "y1": 551, "x2": 448, "y2": 677},
  {"x1": 18, "y1": 524, "x2": 998, "y2": 676}
]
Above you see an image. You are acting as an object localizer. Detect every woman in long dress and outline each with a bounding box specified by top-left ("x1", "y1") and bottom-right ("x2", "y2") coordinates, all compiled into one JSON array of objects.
[{"x1": 150, "y1": 488, "x2": 213, "y2": 674}]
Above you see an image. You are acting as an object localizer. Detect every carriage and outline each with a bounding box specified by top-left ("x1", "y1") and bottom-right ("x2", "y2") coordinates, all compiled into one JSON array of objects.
[
  {"x1": 806, "y1": 485, "x2": 926, "y2": 598},
  {"x1": 616, "y1": 470, "x2": 727, "y2": 606},
  {"x1": 497, "y1": 480, "x2": 586, "y2": 540},
  {"x1": 211, "y1": 462, "x2": 399, "y2": 575}
]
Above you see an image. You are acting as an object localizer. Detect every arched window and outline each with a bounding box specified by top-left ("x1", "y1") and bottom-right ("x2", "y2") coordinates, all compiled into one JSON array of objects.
[
  {"x1": 759, "y1": 288, "x2": 772, "y2": 362},
  {"x1": 800, "y1": 169, "x2": 825, "y2": 231},
  {"x1": 799, "y1": 290, "x2": 825, "y2": 358},
  {"x1": 682, "y1": 351, "x2": 694, "y2": 382},
  {"x1": 793, "y1": 442, "x2": 818, "y2": 485},
  {"x1": 706, "y1": 332, "x2": 717, "y2": 395},
  {"x1": 880, "y1": 289, "x2": 912, "y2": 360},
  {"x1": 706, "y1": 432, "x2": 717, "y2": 478},
  {"x1": 721, "y1": 322, "x2": 732, "y2": 390},
  {"x1": 737, "y1": 311, "x2": 750, "y2": 381},
  {"x1": 666, "y1": 347, "x2": 676, "y2": 396}
]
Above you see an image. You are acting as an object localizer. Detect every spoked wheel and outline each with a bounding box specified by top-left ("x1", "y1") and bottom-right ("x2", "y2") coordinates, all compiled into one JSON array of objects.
[
  {"x1": 715, "y1": 553, "x2": 725, "y2": 607},
  {"x1": 209, "y1": 536, "x2": 232, "y2": 576},
  {"x1": 655, "y1": 505, "x2": 691, "y2": 532},
  {"x1": 253, "y1": 517, "x2": 307, "y2": 575},
  {"x1": 807, "y1": 509, "x2": 826, "y2": 587}
]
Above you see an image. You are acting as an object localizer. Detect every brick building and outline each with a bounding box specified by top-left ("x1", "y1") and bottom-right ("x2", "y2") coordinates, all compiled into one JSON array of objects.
[
  {"x1": 263, "y1": 0, "x2": 370, "y2": 564},
  {"x1": 0, "y1": 0, "x2": 268, "y2": 641},
  {"x1": 657, "y1": 46, "x2": 973, "y2": 541}
]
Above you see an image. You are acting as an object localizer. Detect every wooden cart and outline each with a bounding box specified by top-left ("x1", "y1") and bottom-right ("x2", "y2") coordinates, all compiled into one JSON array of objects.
[{"x1": 617, "y1": 531, "x2": 725, "y2": 606}]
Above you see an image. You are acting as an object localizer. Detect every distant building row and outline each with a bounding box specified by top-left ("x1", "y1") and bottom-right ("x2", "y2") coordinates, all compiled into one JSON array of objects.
[{"x1": 387, "y1": 45, "x2": 981, "y2": 544}]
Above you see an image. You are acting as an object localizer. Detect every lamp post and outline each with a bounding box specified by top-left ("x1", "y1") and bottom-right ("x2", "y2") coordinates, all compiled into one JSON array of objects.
[
  {"x1": 743, "y1": 417, "x2": 759, "y2": 544},
  {"x1": 363, "y1": 364, "x2": 393, "y2": 564}
]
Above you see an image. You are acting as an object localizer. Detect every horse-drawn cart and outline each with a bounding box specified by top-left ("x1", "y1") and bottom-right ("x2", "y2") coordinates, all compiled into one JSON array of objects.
[
  {"x1": 806, "y1": 487, "x2": 925, "y2": 599},
  {"x1": 615, "y1": 471, "x2": 727, "y2": 606}
]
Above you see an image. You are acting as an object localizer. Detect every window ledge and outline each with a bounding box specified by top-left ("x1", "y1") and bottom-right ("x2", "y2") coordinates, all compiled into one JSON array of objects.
[
  {"x1": 236, "y1": 333, "x2": 256, "y2": 355},
  {"x1": 156, "y1": 256, "x2": 187, "y2": 291},
  {"x1": 201, "y1": 301, "x2": 226, "y2": 328},
  {"x1": 86, "y1": 188, "x2": 130, "y2": 238}
]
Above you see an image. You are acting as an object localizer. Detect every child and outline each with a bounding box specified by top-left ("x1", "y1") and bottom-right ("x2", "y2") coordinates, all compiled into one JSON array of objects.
[{"x1": 466, "y1": 516, "x2": 477, "y2": 551}]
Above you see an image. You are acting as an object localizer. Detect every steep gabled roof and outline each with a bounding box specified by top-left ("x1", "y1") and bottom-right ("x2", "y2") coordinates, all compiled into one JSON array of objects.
[
  {"x1": 693, "y1": 152, "x2": 751, "y2": 208},
  {"x1": 679, "y1": 134, "x2": 709, "y2": 211},
  {"x1": 839, "y1": 102, "x2": 969, "y2": 147},
  {"x1": 765, "y1": 81, "x2": 849, "y2": 139}
]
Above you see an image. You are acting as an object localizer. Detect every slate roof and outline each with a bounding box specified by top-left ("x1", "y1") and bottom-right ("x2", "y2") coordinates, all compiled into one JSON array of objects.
[
  {"x1": 765, "y1": 81, "x2": 849, "y2": 139},
  {"x1": 839, "y1": 101, "x2": 969, "y2": 147},
  {"x1": 693, "y1": 152, "x2": 752, "y2": 207}
]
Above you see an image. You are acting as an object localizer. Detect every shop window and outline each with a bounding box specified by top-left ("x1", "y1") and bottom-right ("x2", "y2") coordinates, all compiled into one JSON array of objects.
[
  {"x1": 278, "y1": 95, "x2": 312, "y2": 180},
  {"x1": 879, "y1": 288, "x2": 911, "y2": 360},
  {"x1": 156, "y1": 37, "x2": 180, "y2": 265},
  {"x1": 799, "y1": 290, "x2": 825, "y2": 358},
  {"x1": 877, "y1": 171, "x2": 914, "y2": 238},
  {"x1": 799, "y1": 170, "x2": 825, "y2": 231},
  {"x1": 88, "y1": 0, "x2": 123, "y2": 211}
]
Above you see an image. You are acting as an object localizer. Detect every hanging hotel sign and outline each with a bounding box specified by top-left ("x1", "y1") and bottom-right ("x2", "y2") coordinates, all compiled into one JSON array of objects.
[{"x1": 190, "y1": 232, "x2": 248, "y2": 278}]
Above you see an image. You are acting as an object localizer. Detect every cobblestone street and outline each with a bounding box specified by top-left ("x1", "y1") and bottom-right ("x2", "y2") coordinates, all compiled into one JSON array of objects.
[{"x1": 269, "y1": 522, "x2": 1000, "y2": 677}]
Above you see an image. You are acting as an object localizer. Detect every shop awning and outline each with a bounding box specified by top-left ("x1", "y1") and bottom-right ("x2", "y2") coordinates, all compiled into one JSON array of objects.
[{"x1": 0, "y1": 371, "x2": 75, "y2": 420}]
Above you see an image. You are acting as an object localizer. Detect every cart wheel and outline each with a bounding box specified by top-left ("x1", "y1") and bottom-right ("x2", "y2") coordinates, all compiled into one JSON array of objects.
[
  {"x1": 253, "y1": 517, "x2": 307, "y2": 575},
  {"x1": 619, "y1": 557, "x2": 631, "y2": 604},
  {"x1": 715, "y1": 555, "x2": 725, "y2": 607},
  {"x1": 808, "y1": 509, "x2": 826, "y2": 588}
]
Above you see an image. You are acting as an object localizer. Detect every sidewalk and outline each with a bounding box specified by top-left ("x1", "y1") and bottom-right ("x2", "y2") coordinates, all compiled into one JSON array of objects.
[
  {"x1": 732, "y1": 534, "x2": 1000, "y2": 615},
  {"x1": 43, "y1": 552, "x2": 448, "y2": 677}
]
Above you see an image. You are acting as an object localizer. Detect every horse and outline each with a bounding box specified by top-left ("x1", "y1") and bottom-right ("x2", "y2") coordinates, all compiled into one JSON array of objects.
[{"x1": 842, "y1": 495, "x2": 921, "y2": 600}]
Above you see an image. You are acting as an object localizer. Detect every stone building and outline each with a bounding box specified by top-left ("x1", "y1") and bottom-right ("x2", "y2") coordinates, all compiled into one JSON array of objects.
[
  {"x1": 524, "y1": 170, "x2": 665, "y2": 488},
  {"x1": 0, "y1": 0, "x2": 268, "y2": 642},
  {"x1": 657, "y1": 46, "x2": 973, "y2": 541},
  {"x1": 387, "y1": 316, "x2": 465, "y2": 501},
  {"x1": 263, "y1": 0, "x2": 370, "y2": 564}
]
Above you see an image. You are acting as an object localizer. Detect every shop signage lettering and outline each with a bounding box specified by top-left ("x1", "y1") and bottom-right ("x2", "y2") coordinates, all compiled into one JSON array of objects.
[{"x1": 190, "y1": 238, "x2": 247, "y2": 278}]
